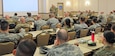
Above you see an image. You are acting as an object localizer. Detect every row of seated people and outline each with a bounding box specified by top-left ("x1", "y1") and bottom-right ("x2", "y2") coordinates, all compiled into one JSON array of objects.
[
  {"x1": 1, "y1": 29, "x2": 115, "y2": 56},
  {"x1": 76, "y1": 10, "x2": 115, "y2": 24},
  {"x1": 3, "y1": 12, "x2": 102, "y2": 31},
  {"x1": 3, "y1": 10, "x2": 115, "y2": 32}
]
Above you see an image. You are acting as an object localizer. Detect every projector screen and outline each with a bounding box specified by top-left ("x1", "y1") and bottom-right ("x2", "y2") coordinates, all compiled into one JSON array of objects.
[{"x1": 3, "y1": 0, "x2": 38, "y2": 16}]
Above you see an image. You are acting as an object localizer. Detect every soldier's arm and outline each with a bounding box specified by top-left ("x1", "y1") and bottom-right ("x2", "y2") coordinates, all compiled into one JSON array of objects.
[
  {"x1": 17, "y1": 28, "x2": 26, "y2": 38},
  {"x1": 46, "y1": 51, "x2": 55, "y2": 56}
]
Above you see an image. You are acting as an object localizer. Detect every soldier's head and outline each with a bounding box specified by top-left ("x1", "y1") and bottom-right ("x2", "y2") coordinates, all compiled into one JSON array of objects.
[
  {"x1": 5, "y1": 15, "x2": 10, "y2": 20},
  {"x1": 52, "y1": 4, "x2": 55, "y2": 8},
  {"x1": 27, "y1": 12, "x2": 31, "y2": 17},
  {"x1": 111, "y1": 25, "x2": 115, "y2": 34},
  {"x1": 100, "y1": 12, "x2": 104, "y2": 14},
  {"x1": 79, "y1": 17, "x2": 86, "y2": 23},
  {"x1": 13, "y1": 39, "x2": 36, "y2": 56},
  {"x1": 56, "y1": 29, "x2": 68, "y2": 44},
  {"x1": 91, "y1": 17, "x2": 98, "y2": 24},
  {"x1": 101, "y1": 31, "x2": 115, "y2": 45},
  {"x1": 50, "y1": 13, "x2": 55, "y2": 18},
  {"x1": 37, "y1": 14, "x2": 41, "y2": 20},
  {"x1": 64, "y1": 12, "x2": 70, "y2": 17},
  {"x1": 64, "y1": 19, "x2": 71, "y2": 28},
  {"x1": 0, "y1": 20, "x2": 9, "y2": 32},
  {"x1": 20, "y1": 17, "x2": 26, "y2": 23},
  {"x1": 14, "y1": 13, "x2": 18, "y2": 16}
]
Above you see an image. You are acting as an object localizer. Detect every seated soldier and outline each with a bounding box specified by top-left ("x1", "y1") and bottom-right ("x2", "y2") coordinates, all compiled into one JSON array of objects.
[
  {"x1": 14, "y1": 17, "x2": 30, "y2": 32},
  {"x1": 74, "y1": 17, "x2": 88, "y2": 38},
  {"x1": 47, "y1": 13, "x2": 59, "y2": 28},
  {"x1": 34, "y1": 14, "x2": 47, "y2": 30},
  {"x1": 61, "y1": 12, "x2": 74, "y2": 25},
  {"x1": 93, "y1": 31, "x2": 115, "y2": 56},
  {"x1": 63, "y1": 19, "x2": 74, "y2": 31},
  {"x1": 0, "y1": 20, "x2": 26, "y2": 44},
  {"x1": 89, "y1": 17, "x2": 100, "y2": 30},
  {"x1": 5, "y1": 15, "x2": 16, "y2": 29},
  {"x1": 46, "y1": 29, "x2": 83, "y2": 56}
]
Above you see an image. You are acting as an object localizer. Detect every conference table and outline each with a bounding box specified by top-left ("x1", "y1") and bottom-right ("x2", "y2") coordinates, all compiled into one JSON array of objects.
[
  {"x1": 28, "y1": 29, "x2": 56, "y2": 39},
  {"x1": 3, "y1": 34, "x2": 103, "y2": 56},
  {"x1": 68, "y1": 34, "x2": 103, "y2": 50}
]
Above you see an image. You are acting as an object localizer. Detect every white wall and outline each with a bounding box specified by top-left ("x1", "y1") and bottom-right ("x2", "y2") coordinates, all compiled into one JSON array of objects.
[
  {"x1": 0, "y1": 0, "x2": 3, "y2": 15},
  {"x1": 78, "y1": 0, "x2": 98, "y2": 11},
  {"x1": 0, "y1": 0, "x2": 115, "y2": 15},
  {"x1": 77, "y1": 0, "x2": 115, "y2": 14},
  {"x1": 107, "y1": 0, "x2": 115, "y2": 13},
  {"x1": 72, "y1": 0, "x2": 79, "y2": 11}
]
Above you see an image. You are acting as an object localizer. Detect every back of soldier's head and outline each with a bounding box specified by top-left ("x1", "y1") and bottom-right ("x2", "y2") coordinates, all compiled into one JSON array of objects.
[
  {"x1": 16, "y1": 39, "x2": 36, "y2": 56},
  {"x1": 80, "y1": 17, "x2": 85, "y2": 22},
  {"x1": 64, "y1": 12, "x2": 70, "y2": 17},
  {"x1": 0, "y1": 19, "x2": 9, "y2": 31},
  {"x1": 14, "y1": 13, "x2": 17, "y2": 16},
  {"x1": 92, "y1": 17, "x2": 97, "y2": 23},
  {"x1": 50, "y1": 13, "x2": 55, "y2": 18},
  {"x1": 27, "y1": 12, "x2": 31, "y2": 17},
  {"x1": 57, "y1": 29, "x2": 68, "y2": 42}
]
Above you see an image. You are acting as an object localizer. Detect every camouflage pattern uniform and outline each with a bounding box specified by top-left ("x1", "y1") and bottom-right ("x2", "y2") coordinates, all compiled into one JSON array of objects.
[
  {"x1": 15, "y1": 23, "x2": 30, "y2": 32},
  {"x1": 34, "y1": 19, "x2": 47, "y2": 30},
  {"x1": 50, "y1": 7, "x2": 58, "y2": 16},
  {"x1": 47, "y1": 18, "x2": 59, "y2": 28},
  {"x1": 88, "y1": 23, "x2": 100, "y2": 30},
  {"x1": 26, "y1": 17, "x2": 34, "y2": 22},
  {"x1": 6, "y1": 18, "x2": 15, "y2": 24},
  {"x1": 0, "y1": 29, "x2": 25, "y2": 44},
  {"x1": 46, "y1": 43, "x2": 84, "y2": 56},
  {"x1": 93, "y1": 45, "x2": 115, "y2": 56}
]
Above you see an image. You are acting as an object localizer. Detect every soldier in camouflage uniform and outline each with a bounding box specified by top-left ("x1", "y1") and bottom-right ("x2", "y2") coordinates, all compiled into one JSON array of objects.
[
  {"x1": 93, "y1": 31, "x2": 115, "y2": 56},
  {"x1": 46, "y1": 29, "x2": 83, "y2": 56},
  {"x1": 34, "y1": 14, "x2": 47, "y2": 30},
  {"x1": 15, "y1": 17, "x2": 30, "y2": 32},
  {"x1": 0, "y1": 20, "x2": 25, "y2": 44},
  {"x1": 47, "y1": 13, "x2": 59, "y2": 28},
  {"x1": 88, "y1": 18, "x2": 100, "y2": 30},
  {"x1": 50, "y1": 5, "x2": 58, "y2": 17}
]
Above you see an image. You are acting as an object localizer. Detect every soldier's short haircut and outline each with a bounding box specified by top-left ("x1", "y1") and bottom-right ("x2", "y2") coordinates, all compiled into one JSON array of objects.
[
  {"x1": 57, "y1": 29, "x2": 68, "y2": 41},
  {"x1": 80, "y1": 17, "x2": 85, "y2": 22},
  {"x1": 92, "y1": 18, "x2": 98, "y2": 23},
  {"x1": 103, "y1": 31, "x2": 115, "y2": 44},
  {"x1": 16, "y1": 39, "x2": 36, "y2": 56},
  {"x1": 0, "y1": 20, "x2": 9, "y2": 31}
]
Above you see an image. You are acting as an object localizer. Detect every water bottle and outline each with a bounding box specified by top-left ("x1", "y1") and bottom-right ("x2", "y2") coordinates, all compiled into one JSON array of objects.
[{"x1": 91, "y1": 31, "x2": 95, "y2": 42}]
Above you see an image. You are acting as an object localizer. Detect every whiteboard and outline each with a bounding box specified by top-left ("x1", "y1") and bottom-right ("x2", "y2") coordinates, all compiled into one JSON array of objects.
[{"x1": 3, "y1": 0, "x2": 38, "y2": 16}]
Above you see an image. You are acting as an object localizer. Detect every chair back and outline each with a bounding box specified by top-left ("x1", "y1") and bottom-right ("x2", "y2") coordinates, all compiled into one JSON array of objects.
[
  {"x1": 23, "y1": 33, "x2": 33, "y2": 40},
  {"x1": 80, "y1": 29, "x2": 89, "y2": 37},
  {"x1": 107, "y1": 18, "x2": 112, "y2": 24},
  {"x1": 68, "y1": 31, "x2": 76, "y2": 40},
  {"x1": 41, "y1": 25, "x2": 50, "y2": 30},
  {"x1": 95, "y1": 27, "x2": 101, "y2": 34},
  {"x1": 0, "y1": 42, "x2": 15, "y2": 55},
  {"x1": 36, "y1": 33, "x2": 50, "y2": 47}
]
